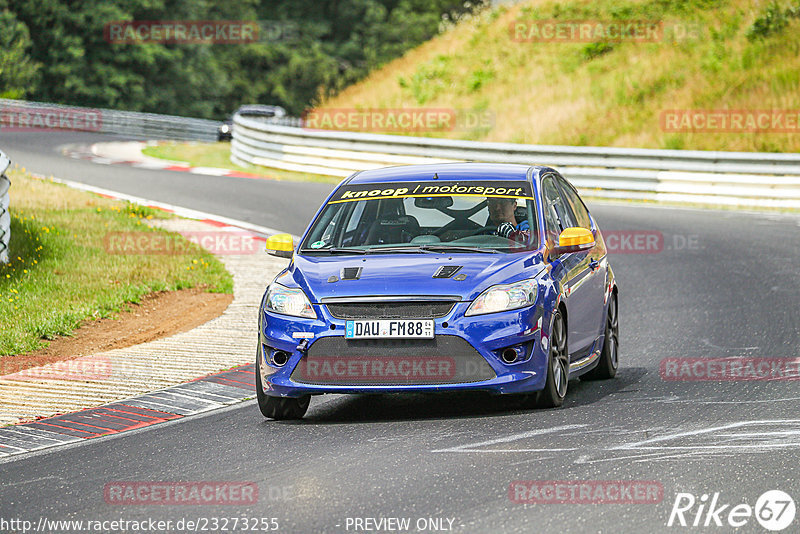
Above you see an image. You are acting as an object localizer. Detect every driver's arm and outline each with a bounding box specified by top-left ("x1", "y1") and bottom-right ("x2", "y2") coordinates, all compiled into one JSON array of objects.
[{"x1": 496, "y1": 220, "x2": 530, "y2": 243}]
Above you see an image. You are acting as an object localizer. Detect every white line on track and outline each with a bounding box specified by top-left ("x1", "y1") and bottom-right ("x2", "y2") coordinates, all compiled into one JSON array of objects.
[
  {"x1": 430, "y1": 424, "x2": 586, "y2": 453},
  {"x1": 36, "y1": 174, "x2": 300, "y2": 240},
  {"x1": 604, "y1": 395, "x2": 800, "y2": 406},
  {"x1": 609, "y1": 419, "x2": 800, "y2": 450}
]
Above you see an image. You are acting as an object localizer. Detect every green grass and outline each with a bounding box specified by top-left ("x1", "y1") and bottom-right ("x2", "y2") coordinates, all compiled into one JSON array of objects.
[
  {"x1": 319, "y1": 0, "x2": 800, "y2": 153},
  {"x1": 0, "y1": 170, "x2": 233, "y2": 356},
  {"x1": 142, "y1": 142, "x2": 341, "y2": 184}
]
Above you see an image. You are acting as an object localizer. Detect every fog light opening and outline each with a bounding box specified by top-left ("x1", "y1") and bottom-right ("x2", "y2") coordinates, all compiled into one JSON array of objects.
[
  {"x1": 272, "y1": 350, "x2": 290, "y2": 367},
  {"x1": 501, "y1": 348, "x2": 519, "y2": 364}
]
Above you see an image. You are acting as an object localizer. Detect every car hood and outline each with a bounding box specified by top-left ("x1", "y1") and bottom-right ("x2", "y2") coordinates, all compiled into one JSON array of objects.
[{"x1": 283, "y1": 253, "x2": 545, "y2": 302}]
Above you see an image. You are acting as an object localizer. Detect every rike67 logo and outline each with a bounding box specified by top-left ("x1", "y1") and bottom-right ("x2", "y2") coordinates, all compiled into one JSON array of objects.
[{"x1": 668, "y1": 490, "x2": 796, "y2": 531}]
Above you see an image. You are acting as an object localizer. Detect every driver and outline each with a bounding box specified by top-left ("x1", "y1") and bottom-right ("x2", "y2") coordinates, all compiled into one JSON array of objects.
[{"x1": 487, "y1": 197, "x2": 530, "y2": 242}]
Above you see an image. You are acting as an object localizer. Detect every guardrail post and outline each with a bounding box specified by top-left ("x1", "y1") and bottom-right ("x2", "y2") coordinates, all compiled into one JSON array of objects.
[{"x1": 0, "y1": 151, "x2": 11, "y2": 264}]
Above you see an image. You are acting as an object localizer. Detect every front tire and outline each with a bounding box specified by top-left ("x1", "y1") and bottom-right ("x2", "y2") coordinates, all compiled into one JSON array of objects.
[
  {"x1": 537, "y1": 309, "x2": 569, "y2": 408},
  {"x1": 256, "y1": 349, "x2": 310, "y2": 420},
  {"x1": 583, "y1": 293, "x2": 618, "y2": 380}
]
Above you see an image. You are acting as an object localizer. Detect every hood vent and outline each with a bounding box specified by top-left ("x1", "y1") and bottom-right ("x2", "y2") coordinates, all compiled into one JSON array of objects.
[
  {"x1": 433, "y1": 265, "x2": 462, "y2": 279},
  {"x1": 340, "y1": 267, "x2": 363, "y2": 280}
]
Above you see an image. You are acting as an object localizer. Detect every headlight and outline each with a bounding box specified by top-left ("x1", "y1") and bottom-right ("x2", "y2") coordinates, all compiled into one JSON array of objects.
[
  {"x1": 265, "y1": 284, "x2": 316, "y2": 319},
  {"x1": 465, "y1": 279, "x2": 538, "y2": 316},
  {"x1": 220, "y1": 124, "x2": 230, "y2": 133}
]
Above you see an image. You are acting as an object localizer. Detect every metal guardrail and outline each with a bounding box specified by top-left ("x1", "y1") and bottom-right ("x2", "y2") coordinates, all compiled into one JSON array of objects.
[
  {"x1": 0, "y1": 98, "x2": 231, "y2": 262},
  {"x1": 0, "y1": 150, "x2": 11, "y2": 264},
  {"x1": 2, "y1": 98, "x2": 796, "y2": 209},
  {"x1": 0, "y1": 98, "x2": 219, "y2": 142},
  {"x1": 231, "y1": 114, "x2": 800, "y2": 209}
]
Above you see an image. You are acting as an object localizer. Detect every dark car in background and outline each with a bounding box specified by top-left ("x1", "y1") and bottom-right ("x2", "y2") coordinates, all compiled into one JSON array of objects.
[{"x1": 217, "y1": 104, "x2": 287, "y2": 141}]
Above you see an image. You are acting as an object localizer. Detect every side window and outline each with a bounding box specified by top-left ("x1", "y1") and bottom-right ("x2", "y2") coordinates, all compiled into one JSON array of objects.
[
  {"x1": 340, "y1": 201, "x2": 368, "y2": 246},
  {"x1": 344, "y1": 202, "x2": 366, "y2": 233},
  {"x1": 541, "y1": 175, "x2": 576, "y2": 242},
  {"x1": 554, "y1": 174, "x2": 592, "y2": 230}
]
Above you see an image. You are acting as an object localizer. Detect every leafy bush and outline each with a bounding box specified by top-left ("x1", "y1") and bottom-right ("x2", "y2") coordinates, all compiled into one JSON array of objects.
[
  {"x1": 746, "y1": 2, "x2": 800, "y2": 40},
  {"x1": 466, "y1": 68, "x2": 494, "y2": 92},
  {"x1": 583, "y1": 41, "x2": 615, "y2": 60}
]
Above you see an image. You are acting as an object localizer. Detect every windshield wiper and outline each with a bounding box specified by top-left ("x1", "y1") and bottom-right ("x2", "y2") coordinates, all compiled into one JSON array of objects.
[
  {"x1": 304, "y1": 245, "x2": 498, "y2": 255},
  {"x1": 305, "y1": 247, "x2": 366, "y2": 255},
  {"x1": 364, "y1": 246, "x2": 439, "y2": 254},
  {"x1": 418, "y1": 245, "x2": 499, "y2": 254},
  {"x1": 310, "y1": 246, "x2": 432, "y2": 255}
]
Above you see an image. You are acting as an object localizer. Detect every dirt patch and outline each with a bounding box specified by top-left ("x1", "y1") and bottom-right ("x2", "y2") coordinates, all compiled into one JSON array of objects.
[{"x1": 0, "y1": 288, "x2": 233, "y2": 374}]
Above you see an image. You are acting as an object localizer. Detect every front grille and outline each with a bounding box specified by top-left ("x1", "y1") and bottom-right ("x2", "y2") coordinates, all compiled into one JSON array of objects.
[
  {"x1": 325, "y1": 301, "x2": 455, "y2": 319},
  {"x1": 291, "y1": 335, "x2": 496, "y2": 386}
]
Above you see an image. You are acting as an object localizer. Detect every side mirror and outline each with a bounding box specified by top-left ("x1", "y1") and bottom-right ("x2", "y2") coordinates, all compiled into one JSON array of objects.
[
  {"x1": 265, "y1": 233, "x2": 294, "y2": 258},
  {"x1": 552, "y1": 227, "x2": 595, "y2": 255}
]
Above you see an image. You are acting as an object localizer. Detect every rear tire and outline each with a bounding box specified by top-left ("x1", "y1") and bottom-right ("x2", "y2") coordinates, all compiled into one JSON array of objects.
[
  {"x1": 583, "y1": 293, "x2": 618, "y2": 381},
  {"x1": 537, "y1": 310, "x2": 569, "y2": 408},
  {"x1": 256, "y1": 349, "x2": 310, "y2": 420}
]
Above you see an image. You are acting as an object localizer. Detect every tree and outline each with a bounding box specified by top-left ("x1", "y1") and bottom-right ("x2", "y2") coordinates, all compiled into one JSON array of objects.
[
  {"x1": 2, "y1": 0, "x2": 483, "y2": 117},
  {"x1": 0, "y1": 9, "x2": 40, "y2": 99}
]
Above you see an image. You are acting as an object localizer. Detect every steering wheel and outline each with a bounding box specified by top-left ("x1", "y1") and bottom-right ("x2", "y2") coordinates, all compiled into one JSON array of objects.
[
  {"x1": 463, "y1": 225, "x2": 497, "y2": 237},
  {"x1": 433, "y1": 218, "x2": 475, "y2": 237}
]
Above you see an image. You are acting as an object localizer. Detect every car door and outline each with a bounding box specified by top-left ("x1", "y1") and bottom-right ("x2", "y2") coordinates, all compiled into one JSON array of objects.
[
  {"x1": 553, "y1": 173, "x2": 608, "y2": 345},
  {"x1": 541, "y1": 174, "x2": 595, "y2": 358}
]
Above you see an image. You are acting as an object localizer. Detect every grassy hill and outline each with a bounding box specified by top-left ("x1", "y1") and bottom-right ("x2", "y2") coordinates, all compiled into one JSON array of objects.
[{"x1": 317, "y1": 0, "x2": 800, "y2": 153}]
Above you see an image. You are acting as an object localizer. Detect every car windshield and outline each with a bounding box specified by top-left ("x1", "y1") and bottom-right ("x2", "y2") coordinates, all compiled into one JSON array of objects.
[{"x1": 300, "y1": 180, "x2": 539, "y2": 253}]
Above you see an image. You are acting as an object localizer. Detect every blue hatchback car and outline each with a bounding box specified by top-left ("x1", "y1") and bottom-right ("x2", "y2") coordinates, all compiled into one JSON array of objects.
[{"x1": 257, "y1": 163, "x2": 618, "y2": 419}]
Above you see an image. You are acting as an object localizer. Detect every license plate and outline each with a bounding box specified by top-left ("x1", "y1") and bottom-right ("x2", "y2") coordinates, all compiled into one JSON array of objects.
[{"x1": 345, "y1": 319, "x2": 434, "y2": 339}]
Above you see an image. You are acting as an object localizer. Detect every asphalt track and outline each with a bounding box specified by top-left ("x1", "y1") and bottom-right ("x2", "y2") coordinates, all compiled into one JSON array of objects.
[{"x1": 1, "y1": 131, "x2": 800, "y2": 533}]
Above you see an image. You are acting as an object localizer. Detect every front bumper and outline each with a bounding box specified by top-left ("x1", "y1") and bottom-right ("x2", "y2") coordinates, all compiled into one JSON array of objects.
[{"x1": 258, "y1": 299, "x2": 549, "y2": 397}]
